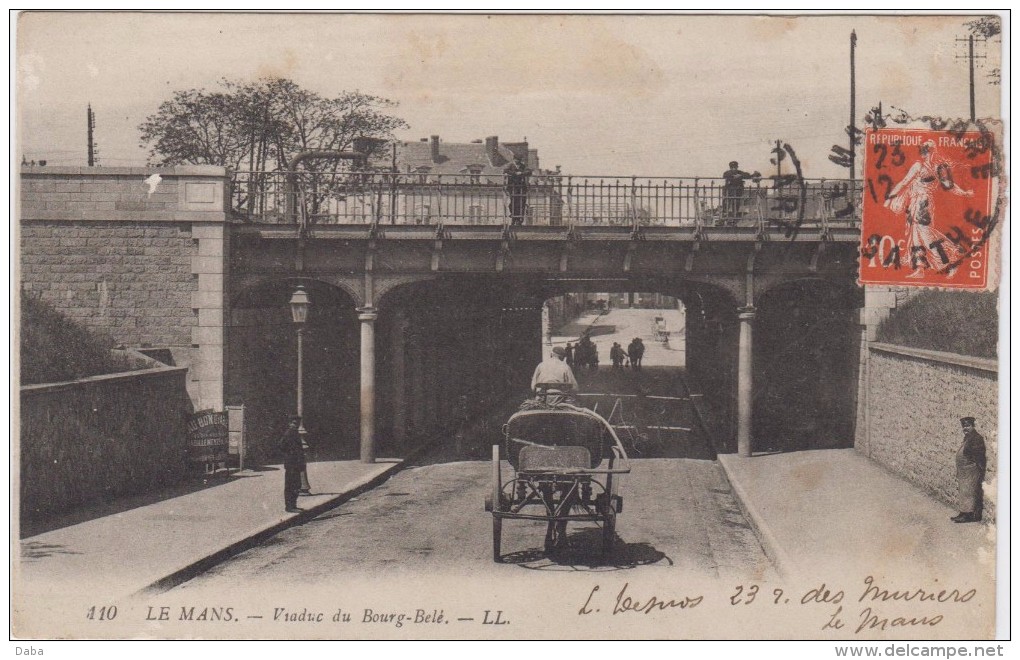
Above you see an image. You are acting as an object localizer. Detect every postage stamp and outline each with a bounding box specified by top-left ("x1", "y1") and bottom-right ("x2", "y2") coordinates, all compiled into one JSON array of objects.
[{"x1": 859, "y1": 126, "x2": 999, "y2": 288}]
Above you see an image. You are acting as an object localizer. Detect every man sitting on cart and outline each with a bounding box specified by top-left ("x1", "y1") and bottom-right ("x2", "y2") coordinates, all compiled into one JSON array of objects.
[{"x1": 530, "y1": 346, "x2": 579, "y2": 396}]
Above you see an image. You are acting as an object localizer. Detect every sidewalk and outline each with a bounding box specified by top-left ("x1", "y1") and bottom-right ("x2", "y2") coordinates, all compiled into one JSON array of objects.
[
  {"x1": 16, "y1": 458, "x2": 408, "y2": 603},
  {"x1": 15, "y1": 445, "x2": 998, "y2": 611},
  {"x1": 718, "y1": 449, "x2": 997, "y2": 587}
]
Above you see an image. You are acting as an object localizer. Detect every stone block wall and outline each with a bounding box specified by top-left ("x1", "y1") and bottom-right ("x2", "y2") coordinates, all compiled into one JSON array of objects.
[
  {"x1": 858, "y1": 343, "x2": 998, "y2": 522},
  {"x1": 20, "y1": 222, "x2": 197, "y2": 346},
  {"x1": 861, "y1": 285, "x2": 923, "y2": 341},
  {"x1": 20, "y1": 367, "x2": 193, "y2": 522},
  {"x1": 19, "y1": 166, "x2": 229, "y2": 411}
]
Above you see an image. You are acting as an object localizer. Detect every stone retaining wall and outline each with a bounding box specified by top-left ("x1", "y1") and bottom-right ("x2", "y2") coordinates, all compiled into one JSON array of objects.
[
  {"x1": 19, "y1": 166, "x2": 230, "y2": 411},
  {"x1": 857, "y1": 343, "x2": 998, "y2": 522},
  {"x1": 20, "y1": 366, "x2": 193, "y2": 523},
  {"x1": 21, "y1": 222, "x2": 197, "y2": 346}
]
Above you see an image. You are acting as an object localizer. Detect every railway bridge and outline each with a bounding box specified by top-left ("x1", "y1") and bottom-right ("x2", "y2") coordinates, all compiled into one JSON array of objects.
[
  {"x1": 19, "y1": 165, "x2": 865, "y2": 465},
  {"x1": 228, "y1": 168, "x2": 864, "y2": 462}
]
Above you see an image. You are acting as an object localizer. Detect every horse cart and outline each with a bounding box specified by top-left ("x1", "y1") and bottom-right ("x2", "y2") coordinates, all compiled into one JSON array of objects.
[
  {"x1": 651, "y1": 316, "x2": 670, "y2": 342},
  {"x1": 484, "y1": 396, "x2": 630, "y2": 562}
]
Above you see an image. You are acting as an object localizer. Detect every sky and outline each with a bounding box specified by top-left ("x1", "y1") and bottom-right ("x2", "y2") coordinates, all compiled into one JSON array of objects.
[{"x1": 15, "y1": 12, "x2": 1004, "y2": 179}]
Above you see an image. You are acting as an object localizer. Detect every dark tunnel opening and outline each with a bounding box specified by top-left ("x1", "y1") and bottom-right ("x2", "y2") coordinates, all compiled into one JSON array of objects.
[{"x1": 224, "y1": 274, "x2": 863, "y2": 466}]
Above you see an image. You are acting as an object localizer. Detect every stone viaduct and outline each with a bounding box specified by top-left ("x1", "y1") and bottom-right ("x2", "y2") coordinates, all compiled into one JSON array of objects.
[{"x1": 20, "y1": 165, "x2": 900, "y2": 464}]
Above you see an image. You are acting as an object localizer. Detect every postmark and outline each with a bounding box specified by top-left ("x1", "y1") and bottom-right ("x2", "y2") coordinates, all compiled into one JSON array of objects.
[{"x1": 859, "y1": 125, "x2": 999, "y2": 288}]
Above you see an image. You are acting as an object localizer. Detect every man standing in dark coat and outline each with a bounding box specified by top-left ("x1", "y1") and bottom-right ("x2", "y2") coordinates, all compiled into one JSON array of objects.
[
  {"x1": 610, "y1": 342, "x2": 626, "y2": 369},
  {"x1": 952, "y1": 417, "x2": 986, "y2": 523},
  {"x1": 280, "y1": 416, "x2": 306, "y2": 513},
  {"x1": 628, "y1": 338, "x2": 645, "y2": 370},
  {"x1": 504, "y1": 155, "x2": 532, "y2": 226},
  {"x1": 722, "y1": 161, "x2": 760, "y2": 225}
]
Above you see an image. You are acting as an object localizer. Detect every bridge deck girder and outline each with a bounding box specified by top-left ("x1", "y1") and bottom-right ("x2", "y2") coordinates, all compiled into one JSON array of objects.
[{"x1": 234, "y1": 223, "x2": 861, "y2": 244}]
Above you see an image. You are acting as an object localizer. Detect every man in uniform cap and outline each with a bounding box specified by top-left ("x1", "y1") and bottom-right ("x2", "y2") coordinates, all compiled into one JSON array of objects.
[
  {"x1": 531, "y1": 345, "x2": 579, "y2": 392},
  {"x1": 279, "y1": 415, "x2": 306, "y2": 513},
  {"x1": 504, "y1": 154, "x2": 532, "y2": 226},
  {"x1": 952, "y1": 417, "x2": 986, "y2": 523},
  {"x1": 722, "y1": 160, "x2": 761, "y2": 224}
]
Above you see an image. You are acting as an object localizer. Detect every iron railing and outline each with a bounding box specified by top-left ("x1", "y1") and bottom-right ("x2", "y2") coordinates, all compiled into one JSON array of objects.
[{"x1": 230, "y1": 171, "x2": 862, "y2": 230}]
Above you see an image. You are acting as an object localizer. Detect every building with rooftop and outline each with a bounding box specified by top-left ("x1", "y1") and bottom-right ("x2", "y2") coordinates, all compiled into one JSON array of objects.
[{"x1": 316, "y1": 135, "x2": 564, "y2": 225}]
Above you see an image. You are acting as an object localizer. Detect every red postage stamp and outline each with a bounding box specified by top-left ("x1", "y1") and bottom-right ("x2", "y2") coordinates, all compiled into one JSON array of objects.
[{"x1": 859, "y1": 127, "x2": 996, "y2": 288}]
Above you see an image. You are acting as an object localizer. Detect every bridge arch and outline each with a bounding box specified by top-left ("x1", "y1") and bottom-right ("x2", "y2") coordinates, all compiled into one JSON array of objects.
[
  {"x1": 227, "y1": 276, "x2": 362, "y2": 461},
  {"x1": 376, "y1": 274, "x2": 745, "y2": 451},
  {"x1": 751, "y1": 277, "x2": 863, "y2": 452}
]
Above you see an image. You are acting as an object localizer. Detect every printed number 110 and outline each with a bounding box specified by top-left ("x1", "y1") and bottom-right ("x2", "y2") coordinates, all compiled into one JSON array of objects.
[{"x1": 86, "y1": 605, "x2": 117, "y2": 621}]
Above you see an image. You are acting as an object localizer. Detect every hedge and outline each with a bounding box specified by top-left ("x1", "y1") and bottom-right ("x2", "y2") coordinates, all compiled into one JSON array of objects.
[
  {"x1": 876, "y1": 290, "x2": 998, "y2": 359},
  {"x1": 20, "y1": 296, "x2": 134, "y2": 385}
]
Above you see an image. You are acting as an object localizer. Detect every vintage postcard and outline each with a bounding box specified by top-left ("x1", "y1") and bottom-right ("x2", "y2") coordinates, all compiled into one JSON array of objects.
[{"x1": 12, "y1": 12, "x2": 1007, "y2": 644}]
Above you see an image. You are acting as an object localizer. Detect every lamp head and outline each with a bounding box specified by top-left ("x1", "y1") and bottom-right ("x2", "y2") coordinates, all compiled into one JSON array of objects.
[{"x1": 289, "y1": 285, "x2": 311, "y2": 324}]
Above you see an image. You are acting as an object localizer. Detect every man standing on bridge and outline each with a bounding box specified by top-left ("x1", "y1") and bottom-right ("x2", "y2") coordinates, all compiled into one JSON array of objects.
[
  {"x1": 722, "y1": 161, "x2": 760, "y2": 225},
  {"x1": 531, "y1": 346, "x2": 578, "y2": 393},
  {"x1": 504, "y1": 154, "x2": 532, "y2": 226}
]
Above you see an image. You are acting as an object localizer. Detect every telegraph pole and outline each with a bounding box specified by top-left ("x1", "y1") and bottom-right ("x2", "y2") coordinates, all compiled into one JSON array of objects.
[
  {"x1": 849, "y1": 29, "x2": 857, "y2": 182},
  {"x1": 968, "y1": 35, "x2": 976, "y2": 122},
  {"x1": 955, "y1": 33, "x2": 986, "y2": 122},
  {"x1": 87, "y1": 104, "x2": 96, "y2": 167}
]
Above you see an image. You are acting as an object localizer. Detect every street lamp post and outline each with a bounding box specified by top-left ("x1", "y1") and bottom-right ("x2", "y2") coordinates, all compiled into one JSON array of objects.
[{"x1": 289, "y1": 285, "x2": 312, "y2": 494}]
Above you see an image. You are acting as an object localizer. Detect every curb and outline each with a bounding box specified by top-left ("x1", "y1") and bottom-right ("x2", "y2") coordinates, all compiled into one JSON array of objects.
[
  {"x1": 716, "y1": 454, "x2": 798, "y2": 581},
  {"x1": 138, "y1": 443, "x2": 434, "y2": 596}
]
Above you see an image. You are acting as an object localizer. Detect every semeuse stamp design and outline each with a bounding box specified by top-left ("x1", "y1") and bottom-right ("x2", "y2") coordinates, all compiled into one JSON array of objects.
[{"x1": 859, "y1": 127, "x2": 995, "y2": 288}]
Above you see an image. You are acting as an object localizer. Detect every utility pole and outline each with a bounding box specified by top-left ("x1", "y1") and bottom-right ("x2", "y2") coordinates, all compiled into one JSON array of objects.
[
  {"x1": 87, "y1": 104, "x2": 96, "y2": 167},
  {"x1": 849, "y1": 29, "x2": 857, "y2": 182},
  {"x1": 968, "y1": 35, "x2": 976, "y2": 122},
  {"x1": 955, "y1": 33, "x2": 986, "y2": 122}
]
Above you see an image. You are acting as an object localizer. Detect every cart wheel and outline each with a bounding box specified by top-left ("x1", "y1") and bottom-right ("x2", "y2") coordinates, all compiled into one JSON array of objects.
[
  {"x1": 493, "y1": 514, "x2": 503, "y2": 563},
  {"x1": 544, "y1": 518, "x2": 569, "y2": 553},
  {"x1": 491, "y1": 445, "x2": 502, "y2": 510},
  {"x1": 491, "y1": 444, "x2": 503, "y2": 562},
  {"x1": 602, "y1": 507, "x2": 617, "y2": 557}
]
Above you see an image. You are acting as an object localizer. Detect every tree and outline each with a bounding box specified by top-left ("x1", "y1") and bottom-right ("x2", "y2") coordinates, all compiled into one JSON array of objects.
[
  {"x1": 964, "y1": 16, "x2": 1000, "y2": 39},
  {"x1": 139, "y1": 77, "x2": 408, "y2": 217},
  {"x1": 964, "y1": 17, "x2": 1002, "y2": 86},
  {"x1": 139, "y1": 77, "x2": 406, "y2": 169}
]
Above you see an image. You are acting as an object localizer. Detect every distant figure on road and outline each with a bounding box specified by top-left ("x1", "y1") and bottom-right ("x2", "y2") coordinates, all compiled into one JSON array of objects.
[
  {"x1": 279, "y1": 416, "x2": 306, "y2": 513},
  {"x1": 576, "y1": 334, "x2": 596, "y2": 373},
  {"x1": 531, "y1": 346, "x2": 578, "y2": 393},
  {"x1": 952, "y1": 417, "x2": 986, "y2": 523},
  {"x1": 628, "y1": 337, "x2": 645, "y2": 370},
  {"x1": 610, "y1": 342, "x2": 626, "y2": 369},
  {"x1": 565, "y1": 342, "x2": 575, "y2": 368},
  {"x1": 722, "y1": 161, "x2": 760, "y2": 225},
  {"x1": 504, "y1": 154, "x2": 532, "y2": 226}
]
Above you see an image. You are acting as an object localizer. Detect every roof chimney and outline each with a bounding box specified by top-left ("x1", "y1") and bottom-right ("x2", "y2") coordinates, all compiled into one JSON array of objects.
[
  {"x1": 353, "y1": 136, "x2": 387, "y2": 158},
  {"x1": 485, "y1": 136, "x2": 499, "y2": 165},
  {"x1": 503, "y1": 140, "x2": 529, "y2": 162},
  {"x1": 430, "y1": 135, "x2": 440, "y2": 163}
]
